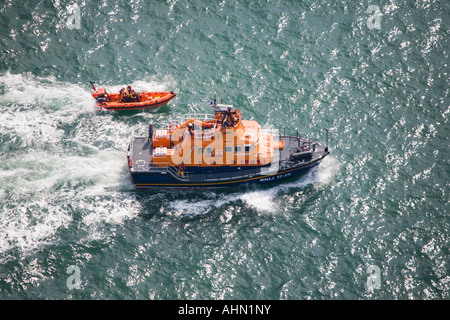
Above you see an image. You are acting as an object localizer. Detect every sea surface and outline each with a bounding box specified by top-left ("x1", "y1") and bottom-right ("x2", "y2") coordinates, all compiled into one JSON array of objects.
[{"x1": 0, "y1": 0, "x2": 448, "y2": 300}]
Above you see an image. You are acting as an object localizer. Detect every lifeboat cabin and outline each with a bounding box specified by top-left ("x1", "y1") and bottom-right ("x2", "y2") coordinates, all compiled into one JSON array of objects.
[{"x1": 127, "y1": 104, "x2": 329, "y2": 188}]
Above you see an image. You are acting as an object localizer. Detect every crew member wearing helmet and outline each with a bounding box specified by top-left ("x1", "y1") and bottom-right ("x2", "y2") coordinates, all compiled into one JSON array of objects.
[
  {"x1": 127, "y1": 85, "x2": 137, "y2": 102},
  {"x1": 119, "y1": 88, "x2": 125, "y2": 102}
]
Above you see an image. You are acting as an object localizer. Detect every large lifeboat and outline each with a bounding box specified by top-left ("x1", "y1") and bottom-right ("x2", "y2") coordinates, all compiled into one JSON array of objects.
[
  {"x1": 90, "y1": 81, "x2": 176, "y2": 111},
  {"x1": 126, "y1": 96, "x2": 330, "y2": 188}
]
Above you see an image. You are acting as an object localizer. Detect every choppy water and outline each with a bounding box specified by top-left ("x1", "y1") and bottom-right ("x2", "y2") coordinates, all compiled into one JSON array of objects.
[{"x1": 0, "y1": 0, "x2": 449, "y2": 299}]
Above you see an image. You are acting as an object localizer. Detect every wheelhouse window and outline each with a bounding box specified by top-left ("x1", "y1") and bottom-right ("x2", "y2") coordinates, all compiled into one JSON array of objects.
[
  {"x1": 225, "y1": 146, "x2": 233, "y2": 153},
  {"x1": 244, "y1": 145, "x2": 252, "y2": 152},
  {"x1": 234, "y1": 146, "x2": 242, "y2": 152}
]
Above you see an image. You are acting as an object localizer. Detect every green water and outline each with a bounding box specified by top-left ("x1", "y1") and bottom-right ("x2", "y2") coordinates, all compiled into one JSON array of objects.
[{"x1": 0, "y1": 0, "x2": 448, "y2": 299}]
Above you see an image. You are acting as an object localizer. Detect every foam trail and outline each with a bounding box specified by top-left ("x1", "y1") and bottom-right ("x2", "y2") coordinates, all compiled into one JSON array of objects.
[
  {"x1": 0, "y1": 199, "x2": 73, "y2": 259},
  {"x1": 239, "y1": 189, "x2": 277, "y2": 212},
  {"x1": 0, "y1": 71, "x2": 93, "y2": 111},
  {"x1": 0, "y1": 72, "x2": 140, "y2": 256},
  {"x1": 238, "y1": 156, "x2": 340, "y2": 212},
  {"x1": 0, "y1": 72, "x2": 96, "y2": 150},
  {"x1": 314, "y1": 155, "x2": 341, "y2": 186},
  {"x1": 0, "y1": 147, "x2": 135, "y2": 257},
  {"x1": 167, "y1": 155, "x2": 340, "y2": 217}
]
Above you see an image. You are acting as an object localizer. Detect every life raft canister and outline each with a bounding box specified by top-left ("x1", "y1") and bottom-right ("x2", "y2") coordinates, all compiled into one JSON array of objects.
[{"x1": 289, "y1": 150, "x2": 313, "y2": 161}]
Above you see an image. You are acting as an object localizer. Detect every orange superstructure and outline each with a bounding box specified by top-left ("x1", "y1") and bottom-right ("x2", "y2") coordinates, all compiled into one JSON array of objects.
[
  {"x1": 150, "y1": 104, "x2": 282, "y2": 168},
  {"x1": 127, "y1": 97, "x2": 330, "y2": 189}
]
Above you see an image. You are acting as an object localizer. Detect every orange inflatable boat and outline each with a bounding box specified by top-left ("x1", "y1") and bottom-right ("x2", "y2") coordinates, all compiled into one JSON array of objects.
[{"x1": 90, "y1": 82, "x2": 176, "y2": 111}]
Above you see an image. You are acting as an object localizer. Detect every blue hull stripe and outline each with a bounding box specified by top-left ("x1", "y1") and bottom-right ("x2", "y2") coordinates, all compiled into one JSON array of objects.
[{"x1": 133, "y1": 160, "x2": 321, "y2": 188}]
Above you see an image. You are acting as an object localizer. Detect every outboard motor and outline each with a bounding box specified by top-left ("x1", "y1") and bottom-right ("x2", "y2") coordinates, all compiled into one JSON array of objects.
[{"x1": 95, "y1": 87, "x2": 108, "y2": 102}]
